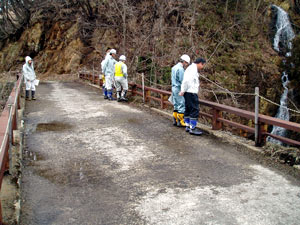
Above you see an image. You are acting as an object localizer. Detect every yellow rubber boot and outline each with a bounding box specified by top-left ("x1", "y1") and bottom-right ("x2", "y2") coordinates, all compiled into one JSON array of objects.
[
  {"x1": 173, "y1": 112, "x2": 178, "y2": 126},
  {"x1": 177, "y1": 113, "x2": 186, "y2": 127}
]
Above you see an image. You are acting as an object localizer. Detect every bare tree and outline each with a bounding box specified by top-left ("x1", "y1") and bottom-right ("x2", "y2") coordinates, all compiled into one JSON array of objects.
[{"x1": 0, "y1": 0, "x2": 31, "y2": 40}]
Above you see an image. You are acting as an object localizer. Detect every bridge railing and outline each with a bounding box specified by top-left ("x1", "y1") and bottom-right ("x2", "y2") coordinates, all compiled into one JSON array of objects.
[
  {"x1": 79, "y1": 73, "x2": 300, "y2": 147},
  {"x1": 0, "y1": 73, "x2": 23, "y2": 223}
]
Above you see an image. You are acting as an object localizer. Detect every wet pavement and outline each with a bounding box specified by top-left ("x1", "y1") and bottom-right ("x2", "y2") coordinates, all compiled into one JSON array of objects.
[{"x1": 21, "y1": 82, "x2": 300, "y2": 225}]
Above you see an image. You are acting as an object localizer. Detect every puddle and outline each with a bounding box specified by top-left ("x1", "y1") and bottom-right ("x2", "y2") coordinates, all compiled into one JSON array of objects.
[
  {"x1": 36, "y1": 121, "x2": 73, "y2": 132},
  {"x1": 33, "y1": 160, "x2": 113, "y2": 187}
]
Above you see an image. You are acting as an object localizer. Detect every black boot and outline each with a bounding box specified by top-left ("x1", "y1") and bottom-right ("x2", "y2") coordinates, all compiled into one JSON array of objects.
[
  {"x1": 32, "y1": 91, "x2": 36, "y2": 100},
  {"x1": 25, "y1": 90, "x2": 30, "y2": 100},
  {"x1": 117, "y1": 91, "x2": 122, "y2": 102}
]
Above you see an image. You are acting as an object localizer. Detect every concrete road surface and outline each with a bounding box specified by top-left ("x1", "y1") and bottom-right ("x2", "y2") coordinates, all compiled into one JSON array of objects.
[{"x1": 20, "y1": 82, "x2": 300, "y2": 225}]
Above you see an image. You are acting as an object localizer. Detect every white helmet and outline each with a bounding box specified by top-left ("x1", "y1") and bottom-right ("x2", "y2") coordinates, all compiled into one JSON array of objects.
[
  {"x1": 110, "y1": 49, "x2": 117, "y2": 54},
  {"x1": 119, "y1": 55, "x2": 126, "y2": 61},
  {"x1": 180, "y1": 54, "x2": 190, "y2": 64}
]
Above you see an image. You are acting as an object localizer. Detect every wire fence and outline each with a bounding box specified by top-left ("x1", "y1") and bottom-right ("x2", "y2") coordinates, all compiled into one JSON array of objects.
[{"x1": 199, "y1": 73, "x2": 300, "y2": 115}]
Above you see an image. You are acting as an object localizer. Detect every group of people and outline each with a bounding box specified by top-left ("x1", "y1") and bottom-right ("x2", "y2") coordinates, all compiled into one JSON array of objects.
[
  {"x1": 101, "y1": 48, "x2": 129, "y2": 102},
  {"x1": 171, "y1": 55, "x2": 206, "y2": 136},
  {"x1": 99, "y1": 49, "x2": 206, "y2": 136},
  {"x1": 22, "y1": 50, "x2": 206, "y2": 136}
]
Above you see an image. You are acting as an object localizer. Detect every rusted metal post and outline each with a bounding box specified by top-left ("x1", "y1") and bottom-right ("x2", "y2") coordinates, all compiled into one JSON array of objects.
[
  {"x1": 145, "y1": 90, "x2": 151, "y2": 103},
  {"x1": 142, "y1": 73, "x2": 145, "y2": 103},
  {"x1": 212, "y1": 108, "x2": 222, "y2": 130},
  {"x1": 255, "y1": 87, "x2": 260, "y2": 146},
  {"x1": 13, "y1": 106, "x2": 18, "y2": 131},
  {"x1": 258, "y1": 122, "x2": 267, "y2": 146},
  {"x1": 8, "y1": 102, "x2": 13, "y2": 175},
  {"x1": 160, "y1": 94, "x2": 164, "y2": 109},
  {"x1": 17, "y1": 94, "x2": 21, "y2": 110}
]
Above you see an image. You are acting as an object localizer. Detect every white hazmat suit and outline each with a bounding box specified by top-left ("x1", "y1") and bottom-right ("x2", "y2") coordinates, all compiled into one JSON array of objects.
[
  {"x1": 114, "y1": 60, "x2": 128, "y2": 101},
  {"x1": 23, "y1": 56, "x2": 37, "y2": 100},
  {"x1": 102, "y1": 54, "x2": 117, "y2": 100},
  {"x1": 23, "y1": 56, "x2": 36, "y2": 91}
]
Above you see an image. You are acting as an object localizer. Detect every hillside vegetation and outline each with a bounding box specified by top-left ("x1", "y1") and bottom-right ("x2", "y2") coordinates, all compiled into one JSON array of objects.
[{"x1": 0, "y1": 0, "x2": 299, "y2": 123}]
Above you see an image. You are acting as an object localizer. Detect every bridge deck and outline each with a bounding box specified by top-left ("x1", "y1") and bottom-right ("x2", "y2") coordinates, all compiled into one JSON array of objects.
[{"x1": 21, "y1": 82, "x2": 300, "y2": 225}]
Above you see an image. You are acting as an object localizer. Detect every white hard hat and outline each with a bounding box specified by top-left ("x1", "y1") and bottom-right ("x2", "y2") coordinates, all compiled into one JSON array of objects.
[
  {"x1": 180, "y1": 54, "x2": 190, "y2": 64},
  {"x1": 110, "y1": 49, "x2": 117, "y2": 54},
  {"x1": 119, "y1": 55, "x2": 126, "y2": 61}
]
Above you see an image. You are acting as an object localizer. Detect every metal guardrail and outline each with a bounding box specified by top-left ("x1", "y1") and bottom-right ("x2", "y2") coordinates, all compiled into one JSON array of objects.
[
  {"x1": 79, "y1": 73, "x2": 300, "y2": 147},
  {"x1": 0, "y1": 73, "x2": 23, "y2": 223}
]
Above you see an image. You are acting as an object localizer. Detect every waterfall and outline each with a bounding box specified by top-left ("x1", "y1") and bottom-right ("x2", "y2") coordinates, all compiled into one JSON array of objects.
[{"x1": 267, "y1": 5, "x2": 295, "y2": 145}]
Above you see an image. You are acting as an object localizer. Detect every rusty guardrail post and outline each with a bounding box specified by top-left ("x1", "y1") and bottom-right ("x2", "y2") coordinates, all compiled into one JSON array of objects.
[
  {"x1": 258, "y1": 122, "x2": 267, "y2": 146},
  {"x1": 160, "y1": 94, "x2": 169, "y2": 109},
  {"x1": 7, "y1": 100, "x2": 13, "y2": 175},
  {"x1": 142, "y1": 73, "x2": 145, "y2": 103},
  {"x1": 145, "y1": 90, "x2": 151, "y2": 103},
  {"x1": 212, "y1": 108, "x2": 222, "y2": 130},
  {"x1": 255, "y1": 87, "x2": 260, "y2": 146},
  {"x1": 160, "y1": 94, "x2": 164, "y2": 109}
]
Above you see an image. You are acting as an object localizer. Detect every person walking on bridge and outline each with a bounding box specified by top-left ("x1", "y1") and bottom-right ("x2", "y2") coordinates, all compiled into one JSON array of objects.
[
  {"x1": 114, "y1": 55, "x2": 129, "y2": 102},
  {"x1": 179, "y1": 58, "x2": 206, "y2": 136},
  {"x1": 23, "y1": 56, "x2": 37, "y2": 101},
  {"x1": 102, "y1": 49, "x2": 117, "y2": 101},
  {"x1": 171, "y1": 54, "x2": 190, "y2": 127},
  {"x1": 101, "y1": 47, "x2": 111, "y2": 99}
]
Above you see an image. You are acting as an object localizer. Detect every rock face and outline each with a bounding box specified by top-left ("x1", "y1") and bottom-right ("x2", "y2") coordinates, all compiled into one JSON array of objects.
[{"x1": 0, "y1": 21, "x2": 84, "y2": 75}]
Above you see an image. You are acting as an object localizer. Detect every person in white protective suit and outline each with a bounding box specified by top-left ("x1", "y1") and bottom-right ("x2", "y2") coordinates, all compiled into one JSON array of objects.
[
  {"x1": 102, "y1": 49, "x2": 117, "y2": 100},
  {"x1": 114, "y1": 55, "x2": 129, "y2": 102},
  {"x1": 23, "y1": 56, "x2": 37, "y2": 100},
  {"x1": 171, "y1": 54, "x2": 190, "y2": 127},
  {"x1": 100, "y1": 47, "x2": 111, "y2": 98}
]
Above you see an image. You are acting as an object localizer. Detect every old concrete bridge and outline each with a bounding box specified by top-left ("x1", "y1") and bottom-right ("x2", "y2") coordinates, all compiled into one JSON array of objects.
[{"x1": 16, "y1": 81, "x2": 300, "y2": 225}]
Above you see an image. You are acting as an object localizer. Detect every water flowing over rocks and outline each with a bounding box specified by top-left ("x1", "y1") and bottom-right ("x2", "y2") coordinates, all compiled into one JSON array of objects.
[{"x1": 268, "y1": 5, "x2": 296, "y2": 145}]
